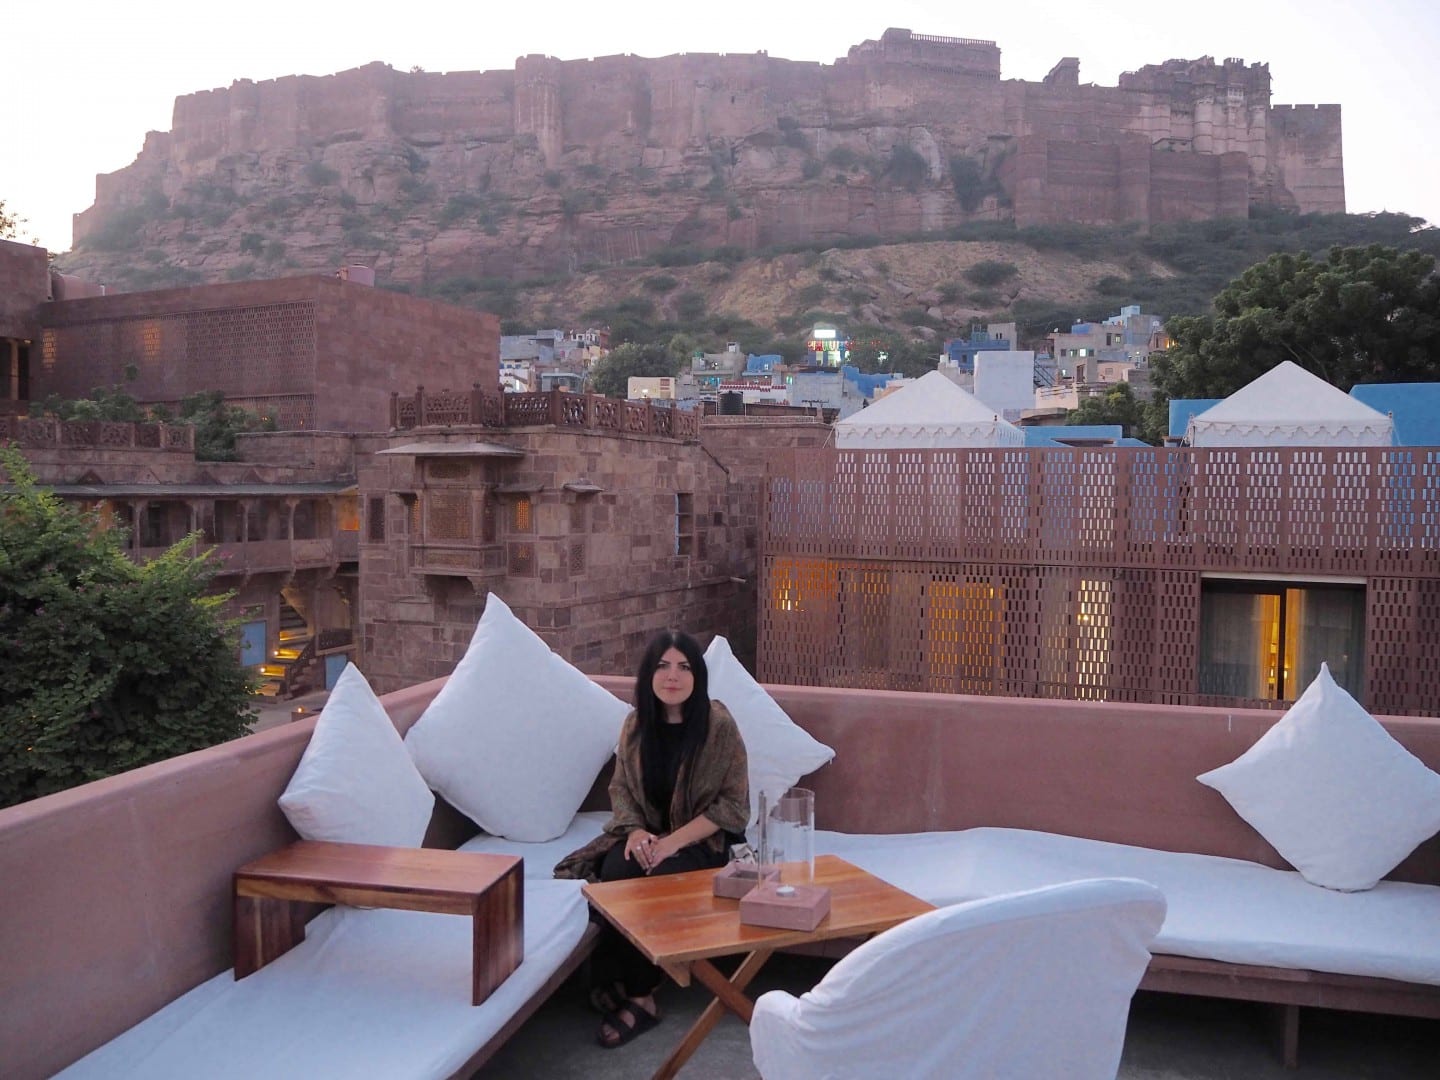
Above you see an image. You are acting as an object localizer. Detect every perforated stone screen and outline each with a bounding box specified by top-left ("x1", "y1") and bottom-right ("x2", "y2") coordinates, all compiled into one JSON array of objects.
[
  {"x1": 41, "y1": 302, "x2": 317, "y2": 406},
  {"x1": 761, "y1": 447, "x2": 1440, "y2": 715}
]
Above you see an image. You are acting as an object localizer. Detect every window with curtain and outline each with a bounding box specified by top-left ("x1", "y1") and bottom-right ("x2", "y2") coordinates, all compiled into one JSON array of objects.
[{"x1": 1198, "y1": 580, "x2": 1365, "y2": 703}]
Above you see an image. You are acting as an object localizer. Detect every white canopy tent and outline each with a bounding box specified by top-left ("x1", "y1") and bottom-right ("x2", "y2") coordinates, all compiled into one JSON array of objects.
[
  {"x1": 1187, "y1": 361, "x2": 1394, "y2": 447},
  {"x1": 834, "y1": 370, "x2": 1025, "y2": 449}
]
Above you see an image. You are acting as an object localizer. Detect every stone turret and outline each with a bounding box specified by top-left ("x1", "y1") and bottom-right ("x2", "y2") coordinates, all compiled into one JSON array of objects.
[
  {"x1": 1044, "y1": 58, "x2": 1080, "y2": 87},
  {"x1": 849, "y1": 28, "x2": 1000, "y2": 79}
]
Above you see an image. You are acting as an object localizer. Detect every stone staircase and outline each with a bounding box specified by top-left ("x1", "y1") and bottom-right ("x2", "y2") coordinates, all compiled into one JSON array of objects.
[{"x1": 256, "y1": 602, "x2": 316, "y2": 699}]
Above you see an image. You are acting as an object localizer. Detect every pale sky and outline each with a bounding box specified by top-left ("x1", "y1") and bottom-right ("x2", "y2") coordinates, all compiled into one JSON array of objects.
[{"x1": 7, "y1": 0, "x2": 1439, "y2": 252}]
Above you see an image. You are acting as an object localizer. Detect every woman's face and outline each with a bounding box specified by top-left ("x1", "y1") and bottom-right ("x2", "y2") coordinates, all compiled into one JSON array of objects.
[{"x1": 652, "y1": 647, "x2": 695, "y2": 714}]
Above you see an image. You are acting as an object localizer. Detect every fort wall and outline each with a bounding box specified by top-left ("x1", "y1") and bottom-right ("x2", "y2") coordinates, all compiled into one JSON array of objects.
[
  {"x1": 1268, "y1": 104, "x2": 1346, "y2": 213},
  {"x1": 65, "y1": 30, "x2": 1345, "y2": 278}
]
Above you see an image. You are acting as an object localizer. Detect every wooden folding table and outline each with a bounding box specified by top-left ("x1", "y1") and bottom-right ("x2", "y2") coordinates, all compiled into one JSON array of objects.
[{"x1": 583, "y1": 854, "x2": 932, "y2": 1079}]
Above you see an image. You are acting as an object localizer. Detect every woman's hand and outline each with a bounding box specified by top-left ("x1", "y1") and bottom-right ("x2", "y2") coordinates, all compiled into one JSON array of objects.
[
  {"x1": 644, "y1": 833, "x2": 682, "y2": 872},
  {"x1": 625, "y1": 829, "x2": 680, "y2": 872},
  {"x1": 625, "y1": 828, "x2": 659, "y2": 870}
]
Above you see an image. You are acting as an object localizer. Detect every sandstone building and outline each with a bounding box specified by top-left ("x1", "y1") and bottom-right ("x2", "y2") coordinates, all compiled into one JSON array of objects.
[
  {"x1": 358, "y1": 395, "x2": 826, "y2": 692},
  {"x1": 64, "y1": 29, "x2": 1342, "y2": 285},
  {"x1": 4, "y1": 239, "x2": 826, "y2": 693},
  {"x1": 34, "y1": 274, "x2": 499, "y2": 431}
]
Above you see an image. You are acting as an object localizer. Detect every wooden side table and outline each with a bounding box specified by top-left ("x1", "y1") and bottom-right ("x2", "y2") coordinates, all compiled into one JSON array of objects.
[{"x1": 234, "y1": 840, "x2": 523, "y2": 1006}]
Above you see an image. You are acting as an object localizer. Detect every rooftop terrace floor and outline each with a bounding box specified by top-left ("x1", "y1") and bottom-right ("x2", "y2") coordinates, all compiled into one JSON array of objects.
[{"x1": 481, "y1": 953, "x2": 1440, "y2": 1078}]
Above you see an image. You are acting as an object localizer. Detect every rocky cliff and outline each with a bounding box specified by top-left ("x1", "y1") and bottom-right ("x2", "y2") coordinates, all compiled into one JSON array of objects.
[{"x1": 59, "y1": 28, "x2": 1344, "y2": 291}]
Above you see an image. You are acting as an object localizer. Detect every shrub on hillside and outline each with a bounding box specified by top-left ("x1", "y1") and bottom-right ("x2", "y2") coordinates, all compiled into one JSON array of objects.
[
  {"x1": 886, "y1": 145, "x2": 929, "y2": 191},
  {"x1": 964, "y1": 260, "x2": 1019, "y2": 287},
  {"x1": 303, "y1": 161, "x2": 340, "y2": 186},
  {"x1": 675, "y1": 290, "x2": 707, "y2": 323}
]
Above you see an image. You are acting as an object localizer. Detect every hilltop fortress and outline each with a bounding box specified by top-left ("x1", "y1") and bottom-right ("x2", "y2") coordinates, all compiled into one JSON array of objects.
[{"x1": 70, "y1": 28, "x2": 1343, "y2": 281}]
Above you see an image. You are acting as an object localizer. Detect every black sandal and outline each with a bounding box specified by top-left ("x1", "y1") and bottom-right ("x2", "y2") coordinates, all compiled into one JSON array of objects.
[
  {"x1": 588, "y1": 981, "x2": 625, "y2": 1015},
  {"x1": 597, "y1": 1002, "x2": 660, "y2": 1048}
]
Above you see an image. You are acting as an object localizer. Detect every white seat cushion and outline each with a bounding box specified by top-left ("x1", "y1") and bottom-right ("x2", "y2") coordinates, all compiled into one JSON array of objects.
[
  {"x1": 816, "y1": 826, "x2": 1440, "y2": 986},
  {"x1": 460, "y1": 812, "x2": 608, "y2": 878},
  {"x1": 57, "y1": 874, "x2": 588, "y2": 1079}
]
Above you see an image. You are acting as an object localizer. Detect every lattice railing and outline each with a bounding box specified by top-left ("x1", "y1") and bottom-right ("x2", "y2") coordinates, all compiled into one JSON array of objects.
[
  {"x1": 0, "y1": 416, "x2": 196, "y2": 452},
  {"x1": 389, "y1": 386, "x2": 699, "y2": 442}
]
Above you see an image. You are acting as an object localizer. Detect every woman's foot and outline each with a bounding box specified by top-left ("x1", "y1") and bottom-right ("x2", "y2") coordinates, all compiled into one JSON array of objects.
[
  {"x1": 587, "y1": 980, "x2": 626, "y2": 1016},
  {"x1": 596, "y1": 995, "x2": 660, "y2": 1048}
]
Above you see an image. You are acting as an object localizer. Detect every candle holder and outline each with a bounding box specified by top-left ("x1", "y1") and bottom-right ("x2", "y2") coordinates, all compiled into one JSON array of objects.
[
  {"x1": 740, "y1": 787, "x2": 831, "y2": 930},
  {"x1": 712, "y1": 861, "x2": 780, "y2": 899}
]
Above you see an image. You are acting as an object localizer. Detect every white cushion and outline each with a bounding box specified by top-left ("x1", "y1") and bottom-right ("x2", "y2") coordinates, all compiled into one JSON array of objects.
[
  {"x1": 57, "y1": 879, "x2": 592, "y2": 1080},
  {"x1": 404, "y1": 595, "x2": 627, "y2": 842},
  {"x1": 278, "y1": 663, "x2": 435, "y2": 847},
  {"x1": 1197, "y1": 663, "x2": 1440, "y2": 891},
  {"x1": 704, "y1": 635, "x2": 835, "y2": 825}
]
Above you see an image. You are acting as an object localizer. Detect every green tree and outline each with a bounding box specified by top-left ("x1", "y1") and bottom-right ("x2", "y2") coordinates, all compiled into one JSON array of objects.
[
  {"x1": 169, "y1": 390, "x2": 278, "y2": 462},
  {"x1": 38, "y1": 374, "x2": 275, "y2": 461},
  {"x1": 948, "y1": 155, "x2": 1001, "y2": 213},
  {"x1": 39, "y1": 384, "x2": 146, "y2": 422},
  {"x1": 588, "y1": 342, "x2": 680, "y2": 398},
  {"x1": 0, "y1": 198, "x2": 25, "y2": 240},
  {"x1": 964, "y1": 260, "x2": 1019, "y2": 288},
  {"x1": 1153, "y1": 244, "x2": 1440, "y2": 402},
  {"x1": 845, "y1": 330, "x2": 938, "y2": 379},
  {"x1": 1066, "y1": 382, "x2": 1146, "y2": 439},
  {"x1": 0, "y1": 449, "x2": 256, "y2": 808}
]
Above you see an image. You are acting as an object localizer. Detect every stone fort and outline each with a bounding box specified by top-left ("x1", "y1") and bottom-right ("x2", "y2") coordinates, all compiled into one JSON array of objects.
[{"x1": 70, "y1": 28, "x2": 1343, "y2": 279}]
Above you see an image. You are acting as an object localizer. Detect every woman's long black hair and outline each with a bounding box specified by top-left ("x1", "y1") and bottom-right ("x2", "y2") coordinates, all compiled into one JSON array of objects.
[{"x1": 633, "y1": 630, "x2": 710, "y2": 816}]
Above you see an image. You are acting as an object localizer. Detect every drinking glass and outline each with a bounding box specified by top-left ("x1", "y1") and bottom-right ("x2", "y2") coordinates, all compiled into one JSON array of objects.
[{"x1": 767, "y1": 787, "x2": 815, "y2": 885}]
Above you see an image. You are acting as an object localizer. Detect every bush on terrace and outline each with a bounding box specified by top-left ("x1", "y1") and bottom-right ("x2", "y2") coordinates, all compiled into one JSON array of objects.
[{"x1": 0, "y1": 450, "x2": 256, "y2": 808}]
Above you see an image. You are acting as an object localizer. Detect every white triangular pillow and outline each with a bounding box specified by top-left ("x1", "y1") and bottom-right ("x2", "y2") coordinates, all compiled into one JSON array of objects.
[
  {"x1": 404, "y1": 595, "x2": 627, "y2": 842},
  {"x1": 704, "y1": 635, "x2": 835, "y2": 825},
  {"x1": 1197, "y1": 663, "x2": 1440, "y2": 891},
  {"x1": 278, "y1": 663, "x2": 435, "y2": 847}
]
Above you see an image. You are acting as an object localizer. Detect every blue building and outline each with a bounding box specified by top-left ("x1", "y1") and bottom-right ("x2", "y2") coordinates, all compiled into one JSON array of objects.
[
  {"x1": 943, "y1": 326, "x2": 1014, "y2": 374},
  {"x1": 1348, "y1": 383, "x2": 1440, "y2": 446}
]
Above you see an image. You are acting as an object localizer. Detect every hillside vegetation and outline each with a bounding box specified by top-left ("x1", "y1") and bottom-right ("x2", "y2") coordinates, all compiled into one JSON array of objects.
[
  {"x1": 56, "y1": 209, "x2": 1440, "y2": 364},
  {"x1": 397, "y1": 210, "x2": 1440, "y2": 361}
]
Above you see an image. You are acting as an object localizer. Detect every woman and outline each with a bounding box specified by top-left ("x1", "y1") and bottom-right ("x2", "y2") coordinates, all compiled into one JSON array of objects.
[{"x1": 583, "y1": 630, "x2": 749, "y2": 1049}]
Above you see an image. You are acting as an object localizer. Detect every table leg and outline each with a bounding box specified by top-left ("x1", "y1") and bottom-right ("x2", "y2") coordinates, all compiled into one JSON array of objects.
[
  {"x1": 651, "y1": 948, "x2": 773, "y2": 1080},
  {"x1": 471, "y1": 863, "x2": 524, "y2": 1006},
  {"x1": 233, "y1": 894, "x2": 306, "y2": 978}
]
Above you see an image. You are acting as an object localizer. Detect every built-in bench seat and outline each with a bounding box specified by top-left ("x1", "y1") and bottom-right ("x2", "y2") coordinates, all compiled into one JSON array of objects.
[
  {"x1": 57, "y1": 842, "x2": 599, "y2": 1080},
  {"x1": 5, "y1": 678, "x2": 1438, "y2": 1078},
  {"x1": 54, "y1": 813, "x2": 621, "y2": 1079},
  {"x1": 68, "y1": 808, "x2": 1438, "y2": 1078}
]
